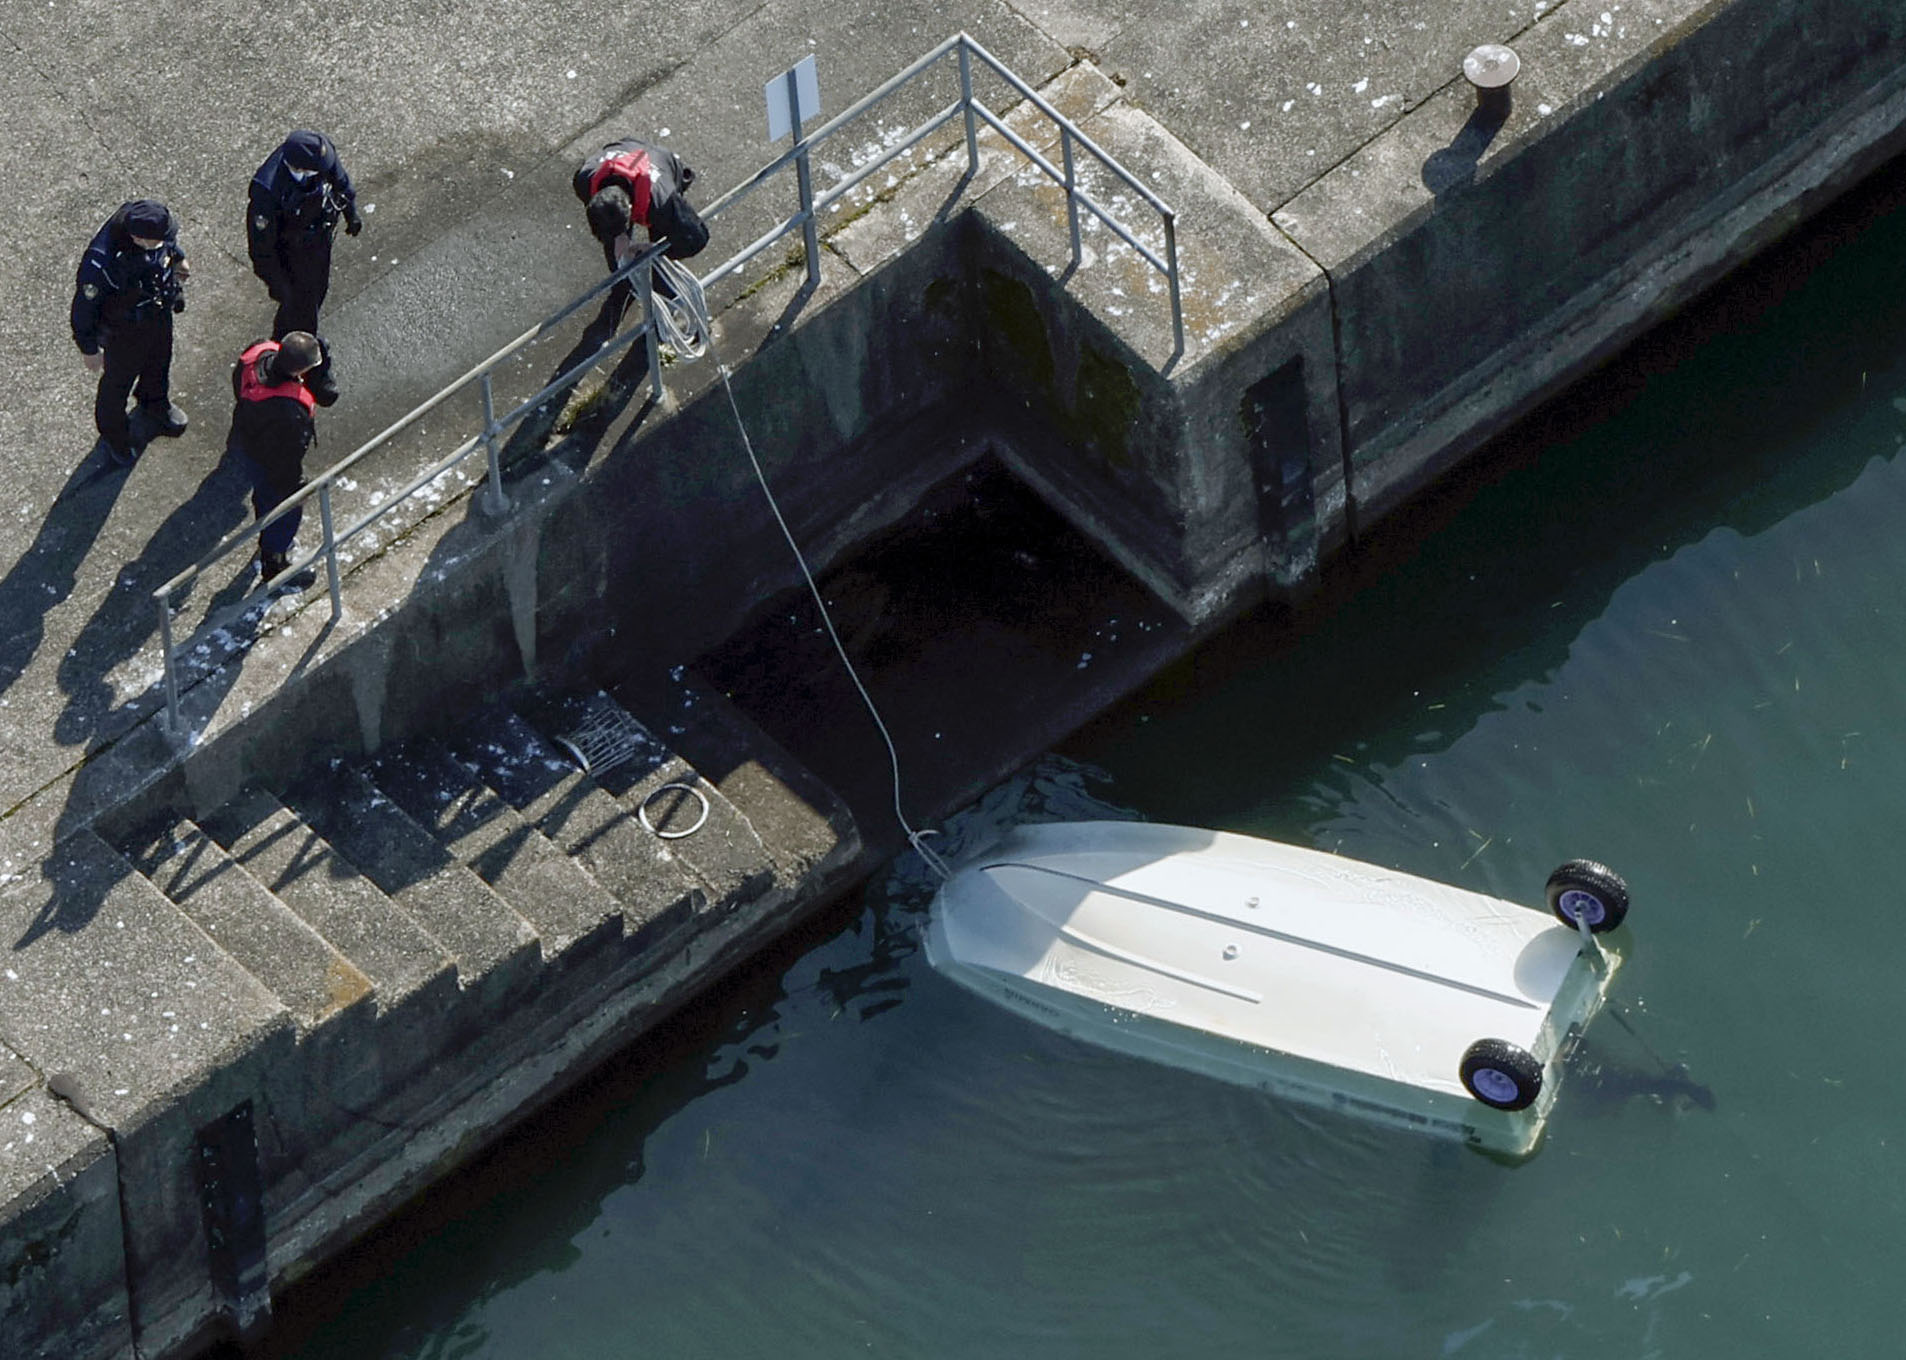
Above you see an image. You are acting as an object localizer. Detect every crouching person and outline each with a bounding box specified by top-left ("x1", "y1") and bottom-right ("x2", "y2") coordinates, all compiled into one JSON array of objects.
[
  {"x1": 573, "y1": 138, "x2": 709, "y2": 324},
  {"x1": 228, "y1": 331, "x2": 332, "y2": 581}
]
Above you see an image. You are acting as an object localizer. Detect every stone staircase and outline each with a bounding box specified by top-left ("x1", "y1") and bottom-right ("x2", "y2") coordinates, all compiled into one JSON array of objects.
[{"x1": 47, "y1": 675, "x2": 859, "y2": 1353}]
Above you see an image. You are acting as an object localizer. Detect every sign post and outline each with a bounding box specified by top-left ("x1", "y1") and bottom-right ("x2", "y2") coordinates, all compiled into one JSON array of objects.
[{"x1": 765, "y1": 55, "x2": 824, "y2": 287}]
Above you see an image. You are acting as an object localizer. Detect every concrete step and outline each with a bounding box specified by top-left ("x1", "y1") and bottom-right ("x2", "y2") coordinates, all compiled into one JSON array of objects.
[
  {"x1": 611, "y1": 670, "x2": 859, "y2": 886},
  {"x1": 518, "y1": 689, "x2": 778, "y2": 914},
  {"x1": 451, "y1": 708, "x2": 702, "y2": 956},
  {"x1": 115, "y1": 816, "x2": 373, "y2": 1032},
  {"x1": 365, "y1": 736, "x2": 625, "y2": 964},
  {"x1": 0, "y1": 829, "x2": 288, "y2": 1133},
  {"x1": 280, "y1": 764, "x2": 541, "y2": 1000},
  {"x1": 198, "y1": 787, "x2": 456, "y2": 1016}
]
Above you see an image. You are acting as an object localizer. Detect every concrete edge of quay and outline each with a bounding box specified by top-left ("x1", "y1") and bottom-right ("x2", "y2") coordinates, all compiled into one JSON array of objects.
[{"x1": 3, "y1": 6, "x2": 1904, "y2": 1354}]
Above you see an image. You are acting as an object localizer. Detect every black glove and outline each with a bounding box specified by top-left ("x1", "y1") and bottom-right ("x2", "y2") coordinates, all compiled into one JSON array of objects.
[{"x1": 344, "y1": 209, "x2": 363, "y2": 237}]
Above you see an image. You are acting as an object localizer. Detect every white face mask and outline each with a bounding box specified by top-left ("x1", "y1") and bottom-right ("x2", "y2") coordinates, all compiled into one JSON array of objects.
[
  {"x1": 130, "y1": 236, "x2": 165, "y2": 252},
  {"x1": 288, "y1": 166, "x2": 318, "y2": 184}
]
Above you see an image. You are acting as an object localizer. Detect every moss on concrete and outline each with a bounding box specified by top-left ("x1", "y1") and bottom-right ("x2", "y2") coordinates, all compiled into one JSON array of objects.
[
  {"x1": 1071, "y1": 344, "x2": 1141, "y2": 472},
  {"x1": 981, "y1": 268, "x2": 1056, "y2": 393}
]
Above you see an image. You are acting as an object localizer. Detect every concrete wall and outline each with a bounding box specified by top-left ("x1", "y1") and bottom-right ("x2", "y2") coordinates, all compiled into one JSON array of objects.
[
  {"x1": 1283, "y1": 0, "x2": 1906, "y2": 527},
  {"x1": 0, "y1": 1101, "x2": 129, "y2": 1360}
]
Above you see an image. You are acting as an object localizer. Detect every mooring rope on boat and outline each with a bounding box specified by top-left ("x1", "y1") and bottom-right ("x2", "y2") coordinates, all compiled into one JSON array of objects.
[{"x1": 655, "y1": 257, "x2": 951, "y2": 881}]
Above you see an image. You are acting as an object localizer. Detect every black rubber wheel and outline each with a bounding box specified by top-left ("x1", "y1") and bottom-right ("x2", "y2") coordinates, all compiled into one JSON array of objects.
[
  {"x1": 1460, "y1": 1038, "x2": 1544, "y2": 1111},
  {"x1": 1545, "y1": 859, "x2": 1629, "y2": 933}
]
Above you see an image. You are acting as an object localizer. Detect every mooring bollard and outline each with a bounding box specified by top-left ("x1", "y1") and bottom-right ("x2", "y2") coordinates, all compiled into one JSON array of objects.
[{"x1": 1462, "y1": 43, "x2": 1520, "y2": 117}]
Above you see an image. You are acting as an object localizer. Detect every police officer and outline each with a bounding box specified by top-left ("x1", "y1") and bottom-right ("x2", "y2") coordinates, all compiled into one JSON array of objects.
[
  {"x1": 71, "y1": 199, "x2": 190, "y2": 466},
  {"x1": 227, "y1": 331, "x2": 331, "y2": 581},
  {"x1": 572, "y1": 138, "x2": 709, "y2": 320},
  {"x1": 247, "y1": 130, "x2": 360, "y2": 395}
]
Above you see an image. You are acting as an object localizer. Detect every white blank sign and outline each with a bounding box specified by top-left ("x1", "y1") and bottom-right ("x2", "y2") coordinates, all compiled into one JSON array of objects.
[{"x1": 765, "y1": 55, "x2": 822, "y2": 142}]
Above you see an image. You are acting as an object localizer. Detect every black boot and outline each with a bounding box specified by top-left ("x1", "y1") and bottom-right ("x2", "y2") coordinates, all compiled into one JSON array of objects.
[
  {"x1": 93, "y1": 436, "x2": 137, "y2": 468},
  {"x1": 137, "y1": 401, "x2": 189, "y2": 436}
]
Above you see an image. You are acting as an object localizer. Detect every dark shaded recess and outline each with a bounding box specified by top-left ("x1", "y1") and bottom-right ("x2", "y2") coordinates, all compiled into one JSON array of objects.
[
  {"x1": 694, "y1": 454, "x2": 1184, "y2": 833},
  {"x1": 1064, "y1": 142, "x2": 1906, "y2": 813}
]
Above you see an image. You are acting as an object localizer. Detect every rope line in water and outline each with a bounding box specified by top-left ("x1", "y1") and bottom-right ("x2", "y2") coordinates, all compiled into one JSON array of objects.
[
  {"x1": 657, "y1": 259, "x2": 950, "y2": 880},
  {"x1": 715, "y1": 363, "x2": 951, "y2": 881}
]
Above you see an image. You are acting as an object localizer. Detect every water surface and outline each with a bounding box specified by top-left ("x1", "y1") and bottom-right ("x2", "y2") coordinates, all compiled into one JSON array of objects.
[{"x1": 274, "y1": 166, "x2": 1906, "y2": 1358}]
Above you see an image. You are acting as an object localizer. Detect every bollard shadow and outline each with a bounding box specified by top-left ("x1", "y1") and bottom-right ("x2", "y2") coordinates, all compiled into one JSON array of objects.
[
  {"x1": 1422, "y1": 100, "x2": 1511, "y2": 197},
  {"x1": 0, "y1": 449, "x2": 137, "y2": 707}
]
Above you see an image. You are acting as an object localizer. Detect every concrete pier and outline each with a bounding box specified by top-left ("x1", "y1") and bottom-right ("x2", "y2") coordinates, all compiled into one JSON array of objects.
[{"x1": 2, "y1": 0, "x2": 1903, "y2": 1354}]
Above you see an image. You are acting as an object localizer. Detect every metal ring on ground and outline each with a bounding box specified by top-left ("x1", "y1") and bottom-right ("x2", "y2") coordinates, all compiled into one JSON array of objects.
[{"x1": 638, "y1": 781, "x2": 711, "y2": 839}]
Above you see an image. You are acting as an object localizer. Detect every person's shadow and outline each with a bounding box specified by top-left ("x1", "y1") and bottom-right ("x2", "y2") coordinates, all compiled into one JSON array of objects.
[
  {"x1": 53, "y1": 449, "x2": 253, "y2": 752},
  {"x1": 495, "y1": 291, "x2": 658, "y2": 473},
  {"x1": 0, "y1": 451, "x2": 137, "y2": 706},
  {"x1": 1422, "y1": 100, "x2": 1511, "y2": 197}
]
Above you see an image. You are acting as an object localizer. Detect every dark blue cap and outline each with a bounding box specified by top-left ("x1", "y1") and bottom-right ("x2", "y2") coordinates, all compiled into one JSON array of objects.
[
  {"x1": 283, "y1": 130, "x2": 328, "y2": 171},
  {"x1": 122, "y1": 199, "x2": 169, "y2": 238}
]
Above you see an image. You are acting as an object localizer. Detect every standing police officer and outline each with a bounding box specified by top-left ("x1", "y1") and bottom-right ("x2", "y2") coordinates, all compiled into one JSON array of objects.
[
  {"x1": 572, "y1": 138, "x2": 709, "y2": 322},
  {"x1": 248, "y1": 130, "x2": 361, "y2": 397},
  {"x1": 227, "y1": 331, "x2": 331, "y2": 582},
  {"x1": 71, "y1": 199, "x2": 190, "y2": 466}
]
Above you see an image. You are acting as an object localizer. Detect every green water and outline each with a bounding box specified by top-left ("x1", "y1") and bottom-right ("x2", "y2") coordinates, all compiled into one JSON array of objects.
[{"x1": 274, "y1": 175, "x2": 1906, "y2": 1357}]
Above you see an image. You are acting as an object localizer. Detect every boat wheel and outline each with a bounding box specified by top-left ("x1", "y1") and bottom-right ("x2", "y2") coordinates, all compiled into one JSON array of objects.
[
  {"x1": 1460, "y1": 1038, "x2": 1544, "y2": 1110},
  {"x1": 1545, "y1": 859, "x2": 1630, "y2": 933}
]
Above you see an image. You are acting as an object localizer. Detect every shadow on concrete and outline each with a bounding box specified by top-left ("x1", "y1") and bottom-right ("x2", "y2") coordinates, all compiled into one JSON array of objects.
[
  {"x1": 1421, "y1": 101, "x2": 1510, "y2": 197},
  {"x1": 54, "y1": 453, "x2": 253, "y2": 750},
  {"x1": 496, "y1": 300, "x2": 625, "y2": 469},
  {"x1": 22, "y1": 457, "x2": 268, "y2": 947},
  {"x1": 10, "y1": 838, "x2": 131, "y2": 950},
  {"x1": 755, "y1": 275, "x2": 821, "y2": 355},
  {"x1": 497, "y1": 298, "x2": 660, "y2": 476},
  {"x1": 0, "y1": 453, "x2": 137, "y2": 705}
]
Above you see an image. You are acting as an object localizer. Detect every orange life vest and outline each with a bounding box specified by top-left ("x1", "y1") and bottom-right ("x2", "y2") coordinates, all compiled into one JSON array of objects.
[
  {"x1": 586, "y1": 148, "x2": 655, "y2": 229},
  {"x1": 236, "y1": 340, "x2": 316, "y2": 414}
]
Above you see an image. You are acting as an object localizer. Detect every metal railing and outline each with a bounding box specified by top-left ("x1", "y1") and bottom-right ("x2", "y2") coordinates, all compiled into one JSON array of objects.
[{"x1": 152, "y1": 32, "x2": 1182, "y2": 733}]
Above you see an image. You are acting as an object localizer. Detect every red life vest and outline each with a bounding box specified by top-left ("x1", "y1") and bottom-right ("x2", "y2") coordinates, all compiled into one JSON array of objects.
[
  {"x1": 586, "y1": 148, "x2": 654, "y2": 229},
  {"x1": 236, "y1": 340, "x2": 316, "y2": 414}
]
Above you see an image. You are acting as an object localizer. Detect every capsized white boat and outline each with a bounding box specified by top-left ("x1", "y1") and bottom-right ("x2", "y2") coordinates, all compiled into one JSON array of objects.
[{"x1": 923, "y1": 821, "x2": 1629, "y2": 1157}]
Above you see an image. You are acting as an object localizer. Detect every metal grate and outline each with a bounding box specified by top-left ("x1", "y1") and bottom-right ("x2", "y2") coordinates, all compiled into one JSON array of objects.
[{"x1": 552, "y1": 698, "x2": 653, "y2": 776}]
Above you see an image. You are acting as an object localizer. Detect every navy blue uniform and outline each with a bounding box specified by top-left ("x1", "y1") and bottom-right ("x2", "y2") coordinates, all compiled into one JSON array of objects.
[
  {"x1": 71, "y1": 200, "x2": 188, "y2": 460},
  {"x1": 248, "y1": 131, "x2": 360, "y2": 342}
]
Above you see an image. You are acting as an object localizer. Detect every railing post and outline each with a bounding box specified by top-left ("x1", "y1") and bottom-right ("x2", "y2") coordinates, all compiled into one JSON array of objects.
[
  {"x1": 958, "y1": 41, "x2": 979, "y2": 176},
  {"x1": 478, "y1": 373, "x2": 509, "y2": 515},
  {"x1": 790, "y1": 70, "x2": 822, "y2": 289},
  {"x1": 641, "y1": 260, "x2": 664, "y2": 402},
  {"x1": 318, "y1": 484, "x2": 344, "y2": 619},
  {"x1": 158, "y1": 596, "x2": 180, "y2": 734},
  {"x1": 1061, "y1": 128, "x2": 1082, "y2": 269},
  {"x1": 1163, "y1": 213, "x2": 1185, "y2": 360}
]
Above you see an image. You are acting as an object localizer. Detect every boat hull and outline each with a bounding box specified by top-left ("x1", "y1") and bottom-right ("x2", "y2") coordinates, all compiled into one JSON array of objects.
[{"x1": 923, "y1": 822, "x2": 1621, "y2": 1157}]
